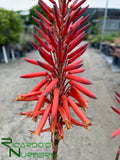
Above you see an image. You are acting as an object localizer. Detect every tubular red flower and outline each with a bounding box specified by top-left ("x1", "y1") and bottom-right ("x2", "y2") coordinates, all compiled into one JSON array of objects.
[
  {"x1": 58, "y1": 106, "x2": 71, "y2": 129},
  {"x1": 72, "y1": 0, "x2": 87, "y2": 10},
  {"x1": 66, "y1": 74, "x2": 92, "y2": 85},
  {"x1": 54, "y1": 4, "x2": 61, "y2": 28},
  {"x1": 20, "y1": 71, "x2": 48, "y2": 78},
  {"x1": 68, "y1": 43, "x2": 88, "y2": 59},
  {"x1": 68, "y1": 33, "x2": 85, "y2": 53},
  {"x1": 39, "y1": 0, "x2": 53, "y2": 12},
  {"x1": 34, "y1": 92, "x2": 45, "y2": 111},
  {"x1": 49, "y1": 0, "x2": 56, "y2": 4},
  {"x1": 111, "y1": 106, "x2": 120, "y2": 115},
  {"x1": 38, "y1": 1, "x2": 54, "y2": 20},
  {"x1": 70, "y1": 86, "x2": 88, "y2": 108},
  {"x1": 57, "y1": 123, "x2": 64, "y2": 139},
  {"x1": 33, "y1": 32, "x2": 51, "y2": 52},
  {"x1": 47, "y1": 28, "x2": 57, "y2": 48},
  {"x1": 57, "y1": 38, "x2": 62, "y2": 57},
  {"x1": 24, "y1": 58, "x2": 55, "y2": 72},
  {"x1": 70, "y1": 0, "x2": 78, "y2": 9},
  {"x1": 71, "y1": 117, "x2": 89, "y2": 128},
  {"x1": 61, "y1": 95, "x2": 71, "y2": 122},
  {"x1": 50, "y1": 88, "x2": 60, "y2": 123},
  {"x1": 60, "y1": 45, "x2": 68, "y2": 63},
  {"x1": 31, "y1": 78, "x2": 47, "y2": 92},
  {"x1": 70, "y1": 8, "x2": 81, "y2": 22},
  {"x1": 35, "y1": 25, "x2": 51, "y2": 44},
  {"x1": 115, "y1": 91, "x2": 120, "y2": 97},
  {"x1": 115, "y1": 96, "x2": 120, "y2": 104},
  {"x1": 69, "y1": 80, "x2": 97, "y2": 99},
  {"x1": 38, "y1": 48, "x2": 54, "y2": 66},
  {"x1": 68, "y1": 48, "x2": 86, "y2": 64},
  {"x1": 67, "y1": 97, "x2": 90, "y2": 124},
  {"x1": 111, "y1": 128, "x2": 120, "y2": 138},
  {"x1": 62, "y1": 0, "x2": 66, "y2": 16},
  {"x1": 62, "y1": 16, "x2": 71, "y2": 37},
  {"x1": 64, "y1": 59, "x2": 83, "y2": 72},
  {"x1": 44, "y1": 78, "x2": 59, "y2": 96},
  {"x1": 68, "y1": 68, "x2": 85, "y2": 74},
  {"x1": 31, "y1": 41, "x2": 41, "y2": 50},
  {"x1": 51, "y1": 113, "x2": 57, "y2": 133},
  {"x1": 34, "y1": 104, "x2": 52, "y2": 136},
  {"x1": 34, "y1": 9, "x2": 52, "y2": 26}
]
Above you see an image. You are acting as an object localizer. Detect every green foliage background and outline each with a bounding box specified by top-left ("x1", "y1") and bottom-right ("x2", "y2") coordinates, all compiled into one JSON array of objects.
[{"x1": 0, "y1": 8, "x2": 23, "y2": 45}]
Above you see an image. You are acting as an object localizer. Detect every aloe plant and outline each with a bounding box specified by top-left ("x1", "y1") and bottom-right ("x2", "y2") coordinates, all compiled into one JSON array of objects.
[{"x1": 15, "y1": 0, "x2": 96, "y2": 159}]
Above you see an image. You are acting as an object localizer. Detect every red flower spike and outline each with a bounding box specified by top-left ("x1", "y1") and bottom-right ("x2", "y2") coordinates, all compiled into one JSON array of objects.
[
  {"x1": 70, "y1": 80, "x2": 97, "y2": 99},
  {"x1": 34, "y1": 104, "x2": 52, "y2": 136},
  {"x1": 50, "y1": 88, "x2": 60, "y2": 123},
  {"x1": 79, "y1": 14, "x2": 90, "y2": 26},
  {"x1": 44, "y1": 78, "x2": 59, "y2": 96},
  {"x1": 68, "y1": 68, "x2": 85, "y2": 74},
  {"x1": 20, "y1": 71, "x2": 48, "y2": 78},
  {"x1": 111, "y1": 128, "x2": 120, "y2": 138},
  {"x1": 66, "y1": 74, "x2": 92, "y2": 85},
  {"x1": 68, "y1": 43, "x2": 88, "y2": 59},
  {"x1": 16, "y1": 0, "x2": 96, "y2": 153},
  {"x1": 64, "y1": 59, "x2": 83, "y2": 72},
  {"x1": 33, "y1": 32, "x2": 51, "y2": 52},
  {"x1": 68, "y1": 48, "x2": 87, "y2": 64},
  {"x1": 54, "y1": 4, "x2": 61, "y2": 29},
  {"x1": 111, "y1": 106, "x2": 120, "y2": 115},
  {"x1": 72, "y1": 0, "x2": 87, "y2": 10},
  {"x1": 34, "y1": 9, "x2": 52, "y2": 26},
  {"x1": 67, "y1": 97, "x2": 90, "y2": 124}
]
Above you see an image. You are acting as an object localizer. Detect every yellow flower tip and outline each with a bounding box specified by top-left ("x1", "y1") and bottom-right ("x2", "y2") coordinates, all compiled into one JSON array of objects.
[
  {"x1": 13, "y1": 94, "x2": 24, "y2": 101},
  {"x1": 65, "y1": 120, "x2": 71, "y2": 130},
  {"x1": 33, "y1": 135, "x2": 38, "y2": 142}
]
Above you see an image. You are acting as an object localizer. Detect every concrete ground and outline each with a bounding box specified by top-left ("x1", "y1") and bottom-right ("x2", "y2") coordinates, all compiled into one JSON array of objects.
[{"x1": 0, "y1": 43, "x2": 120, "y2": 160}]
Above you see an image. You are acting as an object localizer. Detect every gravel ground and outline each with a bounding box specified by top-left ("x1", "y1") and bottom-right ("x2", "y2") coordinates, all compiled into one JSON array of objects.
[{"x1": 0, "y1": 43, "x2": 120, "y2": 160}]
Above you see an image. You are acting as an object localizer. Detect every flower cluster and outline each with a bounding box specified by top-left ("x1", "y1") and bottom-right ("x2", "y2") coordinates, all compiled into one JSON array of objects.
[
  {"x1": 15, "y1": 0, "x2": 96, "y2": 141},
  {"x1": 111, "y1": 91, "x2": 120, "y2": 138}
]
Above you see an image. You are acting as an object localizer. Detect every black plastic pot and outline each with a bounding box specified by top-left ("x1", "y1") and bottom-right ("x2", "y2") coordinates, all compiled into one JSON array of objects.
[{"x1": 112, "y1": 56, "x2": 118, "y2": 66}]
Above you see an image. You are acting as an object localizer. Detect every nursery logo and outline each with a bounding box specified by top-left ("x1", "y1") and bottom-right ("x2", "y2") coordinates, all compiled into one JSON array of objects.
[{"x1": 1, "y1": 138, "x2": 56, "y2": 158}]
